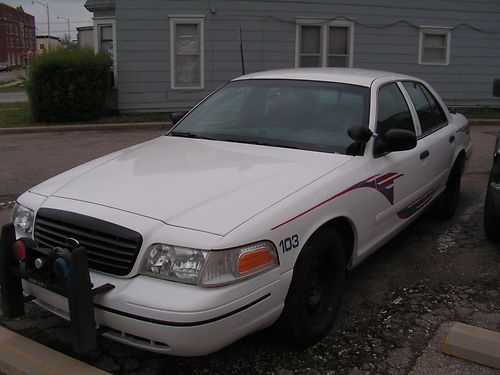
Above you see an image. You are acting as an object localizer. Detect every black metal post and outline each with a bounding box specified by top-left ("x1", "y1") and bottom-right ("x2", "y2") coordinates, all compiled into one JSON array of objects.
[
  {"x1": 0, "y1": 224, "x2": 25, "y2": 318},
  {"x1": 67, "y1": 246, "x2": 97, "y2": 354}
]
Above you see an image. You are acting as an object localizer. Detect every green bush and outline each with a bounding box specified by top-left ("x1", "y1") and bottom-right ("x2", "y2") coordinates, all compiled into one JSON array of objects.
[{"x1": 27, "y1": 48, "x2": 113, "y2": 123}]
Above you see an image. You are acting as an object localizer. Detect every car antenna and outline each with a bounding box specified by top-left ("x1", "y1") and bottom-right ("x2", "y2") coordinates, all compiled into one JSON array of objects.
[{"x1": 238, "y1": 25, "x2": 246, "y2": 75}]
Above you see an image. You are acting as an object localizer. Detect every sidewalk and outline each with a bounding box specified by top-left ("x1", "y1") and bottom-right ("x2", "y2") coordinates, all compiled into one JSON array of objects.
[
  {"x1": 0, "y1": 91, "x2": 27, "y2": 103},
  {"x1": 0, "y1": 327, "x2": 110, "y2": 375}
]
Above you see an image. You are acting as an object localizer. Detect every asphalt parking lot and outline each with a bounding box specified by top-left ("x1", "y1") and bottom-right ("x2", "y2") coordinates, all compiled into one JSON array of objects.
[{"x1": 0, "y1": 126, "x2": 499, "y2": 374}]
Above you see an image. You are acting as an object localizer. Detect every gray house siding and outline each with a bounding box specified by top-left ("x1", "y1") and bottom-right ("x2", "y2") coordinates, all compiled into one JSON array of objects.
[{"x1": 109, "y1": 0, "x2": 500, "y2": 112}]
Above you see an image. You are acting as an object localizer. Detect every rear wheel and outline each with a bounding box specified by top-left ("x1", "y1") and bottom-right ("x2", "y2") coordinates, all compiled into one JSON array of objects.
[
  {"x1": 279, "y1": 229, "x2": 345, "y2": 346},
  {"x1": 433, "y1": 162, "x2": 462, "y2": 219}
]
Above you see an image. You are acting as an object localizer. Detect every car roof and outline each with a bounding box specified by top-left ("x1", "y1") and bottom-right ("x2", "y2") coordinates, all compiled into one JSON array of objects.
[{"x1": 232, "y1": 68, "x2": 418, "y2": 87}]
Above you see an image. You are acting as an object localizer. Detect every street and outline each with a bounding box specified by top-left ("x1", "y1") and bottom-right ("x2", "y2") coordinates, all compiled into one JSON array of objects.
[
  {"x1": 0, "y1": 69, "x2": 28, "y2": 103},
  {"x1": 0, "y1": 126, "x2": 499, "y2": 374},
  {"x1": 0, "y1": 70, "x2": 25, "y2": 82}
]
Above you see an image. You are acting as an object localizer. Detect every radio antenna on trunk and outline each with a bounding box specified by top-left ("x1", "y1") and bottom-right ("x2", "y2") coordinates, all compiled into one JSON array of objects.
[{"x1": 238, "y1": 25, "x2": 246, "y2": 75}]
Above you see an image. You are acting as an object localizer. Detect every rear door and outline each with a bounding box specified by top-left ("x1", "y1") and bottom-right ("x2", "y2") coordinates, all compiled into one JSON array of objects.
[{"x1": 401, "y1": 81, "x2": 455, "y2": 195}]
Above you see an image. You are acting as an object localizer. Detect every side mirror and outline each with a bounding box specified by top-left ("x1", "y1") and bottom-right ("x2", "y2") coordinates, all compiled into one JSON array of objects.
[
  {"x1": 374, "y1": 129, "x2": 417, "y2": 156},
  {"x1": 171, "y1": 111, "x2": 188, "y2": 125},
  {"x1": 493, "y1": 79, "x2": 500, "y2": 98},
  {"x1": 348, "y1": 125, "x2": 373, "y2": 143}
]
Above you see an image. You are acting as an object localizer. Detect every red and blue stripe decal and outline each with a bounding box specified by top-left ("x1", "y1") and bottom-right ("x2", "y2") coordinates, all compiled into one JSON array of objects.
[
  {"x1": 456, "y1": 124, "x2": 470, "y2": 135},
  {"x1": 397, "y1": 188, "x2": 437, "y2": 219},
  {"x1": 271, "y1": 173, "x2": 404, "y2": 231}
]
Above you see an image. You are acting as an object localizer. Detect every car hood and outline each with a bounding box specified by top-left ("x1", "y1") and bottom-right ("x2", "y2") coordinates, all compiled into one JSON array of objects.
[{"x1": 31, "y1": 136, "x2": 353, "y2": 236}]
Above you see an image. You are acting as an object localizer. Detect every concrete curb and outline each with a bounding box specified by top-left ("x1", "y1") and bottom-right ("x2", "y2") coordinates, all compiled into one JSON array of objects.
[
  {"x1": 442, "y1": 322, "x2": 500, "y2": 369},
  {"x1": 0, "y1": 119, "x2": 497, "y2": 136},
  {"x1": 469, "y1": 119, "x2": 500, "y2": 126},
  {"x1": 0, "y1": 326, "x2": 110, "y2": 375},
  {"x1": 0, "y1": 121, "x2": 172, "y2": 135}
]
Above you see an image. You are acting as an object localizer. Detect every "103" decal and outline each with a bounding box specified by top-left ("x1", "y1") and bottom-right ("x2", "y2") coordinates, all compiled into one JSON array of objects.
[{"x1": 279, "y1": 235, "x2": 299, "y2": 253}]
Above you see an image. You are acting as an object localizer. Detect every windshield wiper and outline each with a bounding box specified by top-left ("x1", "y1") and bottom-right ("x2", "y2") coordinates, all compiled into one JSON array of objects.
[
  {"x1": 223, "y1": 139, "x2": 298, "y2": 150},
  {"x1": 170, "y1": 131, "x2": 216, "y2": 140}
]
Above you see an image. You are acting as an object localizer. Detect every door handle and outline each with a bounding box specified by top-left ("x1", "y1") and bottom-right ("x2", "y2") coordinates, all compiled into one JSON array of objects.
[
  {"x1": 449, "y1": 135, "x2": 455, "y2": 143},
  {"x1": 420, "y1": 150, "x2": 430, "y2": 160}
]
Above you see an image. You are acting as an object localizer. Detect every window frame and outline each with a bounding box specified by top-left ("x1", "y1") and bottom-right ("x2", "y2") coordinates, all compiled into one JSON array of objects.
[
  {"x1": 169, "y1": 15, "x2": 205, "y2": 91},
  {"x1": 372, "y1": 80, "x2": 419, "y2": 158},
  {"x1": 400, "y1": 80, "x2": 449, "y2": 138},
  {"x1": 295, "y1": 18, "x2": 354, "y2": 68},
  {"x1": 375, "y1": 81, "x2": 416, "y2": 135},
  {"x1": 93, "y1": 18, "x2": 117, "y2": 83},
  {"x1": 418, "y1": 27, "x2": 451, "y2": 66}
]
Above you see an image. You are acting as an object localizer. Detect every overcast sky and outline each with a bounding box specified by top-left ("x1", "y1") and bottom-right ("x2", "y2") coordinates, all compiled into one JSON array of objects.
[{"x1": 4, "y1": 0, "x2": 92, "y2": 40}]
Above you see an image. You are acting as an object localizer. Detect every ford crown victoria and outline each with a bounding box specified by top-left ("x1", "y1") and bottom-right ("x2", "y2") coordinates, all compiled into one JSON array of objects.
[{"x1": 1, "y1": 68, "x2": 471, "y2": 356}]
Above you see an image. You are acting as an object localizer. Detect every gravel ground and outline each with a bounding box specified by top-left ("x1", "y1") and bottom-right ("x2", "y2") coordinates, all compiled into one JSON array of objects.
[{"x1": 0, "y1": 125, "x2": 499, "y2": 374}]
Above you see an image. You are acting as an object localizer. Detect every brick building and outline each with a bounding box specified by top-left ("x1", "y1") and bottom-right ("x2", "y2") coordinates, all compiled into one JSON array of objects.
[{"x1": 0, "y1": 3, "x2": 36, "y2": 67}]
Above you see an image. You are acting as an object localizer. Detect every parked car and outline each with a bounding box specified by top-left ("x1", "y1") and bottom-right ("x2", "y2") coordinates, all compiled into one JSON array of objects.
[
  {"x1": 484, "y1": 133, "x2": 500, "y2": 242},
  {"x1": 0, "y1": 63, "x2": 12, "y2": 72},
  {"x1": 484, "y1": 80, "x2": 500, "y2": 242},
  {"x1": 1, "y1": 68, "x2": 471, "y2": 357}
]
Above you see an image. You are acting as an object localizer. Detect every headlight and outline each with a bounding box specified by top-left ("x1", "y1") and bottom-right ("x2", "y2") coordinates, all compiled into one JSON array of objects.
[
  {"x1": 13, "y1": 203, "x2": 35, "y2": 235},
  {"x1": 141, "y1": 241, "x2": 278, "y2": 287}
]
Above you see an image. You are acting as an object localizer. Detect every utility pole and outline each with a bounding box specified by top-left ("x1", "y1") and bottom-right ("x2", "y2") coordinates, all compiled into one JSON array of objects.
[
  {"x1": 57, "y1": 16, "x2": 71, "y2": 44},
  {"x1": 32, "y1": 1, "x2": 50, "y2": 50}
]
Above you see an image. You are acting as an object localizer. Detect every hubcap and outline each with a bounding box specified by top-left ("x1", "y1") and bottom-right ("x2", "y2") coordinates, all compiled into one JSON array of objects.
[{"x1": 306, "y1": 250, "x2": 336, "y2": 323}]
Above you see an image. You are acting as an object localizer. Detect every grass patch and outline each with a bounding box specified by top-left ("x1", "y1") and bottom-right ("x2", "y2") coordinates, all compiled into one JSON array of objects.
[
  {"x1": 0, "y1": 79, "x2": 26, "y2": 93},
  {"x1": 0, "y1": 85, "x2": 25, "y2": 93},
  {"x1": 0, "y1": 79, "x2": 17, "y2": 86},
  {"x1": 0, "y1": 102, "x2": 32, "y2": 127},
  {"x1": 0, "y1": 102, "x2": 26, "y2": 109},
  {"x1": 93, "y1": 112, "x2": 171, "y2": 124},
  {"x1": 0, "y1": 102, "x2": 171, "y2": 128},
  {"x1": 455, "y1": 107, "x2": 500, "y2": 119}
]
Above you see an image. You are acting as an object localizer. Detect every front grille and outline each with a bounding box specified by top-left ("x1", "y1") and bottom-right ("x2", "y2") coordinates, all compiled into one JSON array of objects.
[{"x1": 34, "y1": 208, "x2": 143, "y2": 276}]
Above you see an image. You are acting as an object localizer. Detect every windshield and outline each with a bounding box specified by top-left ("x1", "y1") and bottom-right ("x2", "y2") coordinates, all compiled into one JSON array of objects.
[{"x1": 170, "y1": 79, "x2": 370, "y2": 155}]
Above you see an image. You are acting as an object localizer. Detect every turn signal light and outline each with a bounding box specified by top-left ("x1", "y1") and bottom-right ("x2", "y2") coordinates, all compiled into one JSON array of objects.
[
  {"x1": 238, "y1": 248, "x2": 275, "y2": 274},
  {"x1": 12, "y1": 240, "x2": 26, "y2": 262}
]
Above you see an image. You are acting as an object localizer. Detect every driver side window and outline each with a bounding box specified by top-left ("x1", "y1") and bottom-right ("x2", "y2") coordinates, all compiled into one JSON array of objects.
[{"x1": 377, "y1": 83, "x2": 415, "y2": 137}]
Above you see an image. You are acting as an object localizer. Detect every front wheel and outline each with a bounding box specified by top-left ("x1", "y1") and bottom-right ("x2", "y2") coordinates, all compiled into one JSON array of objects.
[
  {"x1": 278, "y1": 229, "x2": 345, "y2": 346},
  {"x1": 433, "y1": 162, "x2": 462, "y2": 219}
]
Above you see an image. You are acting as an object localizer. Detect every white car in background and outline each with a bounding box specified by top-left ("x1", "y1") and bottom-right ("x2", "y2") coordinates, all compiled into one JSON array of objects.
[{"x1": 5, "y1": 68, "x2": 471, "y2": 356}]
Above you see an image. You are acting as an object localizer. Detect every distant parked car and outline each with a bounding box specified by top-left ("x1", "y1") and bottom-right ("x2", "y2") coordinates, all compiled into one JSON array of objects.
[
  {"x1": 0, "y1": 63, "x2": 12, "y2": 72},
  {"x1": 484, "y1": 133, "x2": 500, "y2": 242},
  {"x1": 484, "y1": 79, "x2": 500, "y2": 242}
]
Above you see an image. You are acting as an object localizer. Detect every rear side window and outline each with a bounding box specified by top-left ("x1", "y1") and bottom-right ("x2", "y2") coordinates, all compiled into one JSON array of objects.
[
  {"x1": 377, "y1": 83, "x2": 415, "y2": 137},
  {"x1": 402, "y1": 81, "x2": 447, "y2": 135}
]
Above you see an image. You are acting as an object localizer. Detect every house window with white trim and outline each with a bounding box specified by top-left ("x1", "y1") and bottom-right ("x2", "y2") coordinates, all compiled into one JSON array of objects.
[
  {"x1": 328, "y1": 26, "x2": 350, "y2": 67},
  {"x1": 419, "y1": 28, "x2": 450, "y2": 65},
  {"x1": 297, "y1": 20, "x2": 354, "y2": 68},
  {"x1": 99, "y1": 24, "x2": 114, "y2": 58},
  {"x1": 299, "y1": 25, "x2": 321, "y2": 67},
  {"x1": 94, "y1": 19, "x2": 117, "y2": 84},
  {"x1": 170, "y1": 17, "x2": 204, "y2": 90}
]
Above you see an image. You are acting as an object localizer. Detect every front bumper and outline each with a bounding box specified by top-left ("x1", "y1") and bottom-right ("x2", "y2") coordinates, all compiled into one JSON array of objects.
[
  {"x1": 25, "y1": 270, "x2": 291, "y2": 356},
  {"x1": 1, "y1": 223, "x2": 291, "y2": 356}
]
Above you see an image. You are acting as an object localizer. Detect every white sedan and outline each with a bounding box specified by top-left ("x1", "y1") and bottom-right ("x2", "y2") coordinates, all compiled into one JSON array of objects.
[{"x1": 6, "y1": 68, "x2": 471, "y2": 356}]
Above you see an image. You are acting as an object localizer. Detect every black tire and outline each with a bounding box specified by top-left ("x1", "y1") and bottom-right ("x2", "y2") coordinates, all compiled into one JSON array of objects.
[
  {"x1": 484, "y1": 188, "x2": 500, "y2": 242},
  {"x1": 433, "y1": 162, "x2": 462, "y2": 219},
  {"x1": 279, "y1": 229, "x2": 346, "y2": 347}
]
